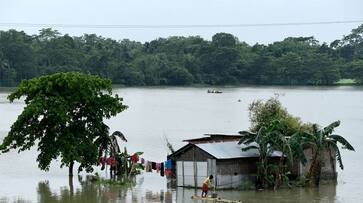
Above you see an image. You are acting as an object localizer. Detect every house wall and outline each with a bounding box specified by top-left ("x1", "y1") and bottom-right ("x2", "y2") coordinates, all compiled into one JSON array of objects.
[
  {"x1": 216, "y1": 158, "x2": 258, "y2": 175},
  {"x1": 174, "y1": 146, "x2": 214, "y2": 161},
  {"x1": 174, "y1": 146, "x2": 214, "y2": 188},
  {"x1": 215, "y1": 158, "x2": 258, "y2": 189},
  {"x1": 173, "y1": 146, "x2": 261, "y2": 189},
  {"x1": 300, "y1": 148, "x2": 337, "y2": 180}
]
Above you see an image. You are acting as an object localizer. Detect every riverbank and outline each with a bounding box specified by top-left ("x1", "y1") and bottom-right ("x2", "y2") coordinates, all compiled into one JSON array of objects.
[{"x1": 0, "y1": 78, "x2": 360, "y2": 89}]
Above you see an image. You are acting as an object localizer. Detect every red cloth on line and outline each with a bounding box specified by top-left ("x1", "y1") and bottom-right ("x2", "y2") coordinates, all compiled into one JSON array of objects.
[
  {"x1": 156, "y1": 163, "x2": 161, "y2": 173},
  {"x1": 106, "y1": 157, "x2": 116, "y2": 167},
  {"x1": 131, "y1": 154, "x2": 139, "y2": 164},
  {"x1": 165, "y1": 169, "x2": 172, "y2": 177},
  {"x1": 99, "y1": 157, "x2": 106, "y2": 165}
]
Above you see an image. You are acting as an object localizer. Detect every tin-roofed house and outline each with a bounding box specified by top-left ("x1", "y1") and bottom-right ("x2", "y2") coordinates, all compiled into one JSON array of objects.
[
  {"x1": 168, "y1": 134, "x2": 283, "y2": 189},
  {"x1": 168, "y1": 134, "x2": 337, "y2": 189}
]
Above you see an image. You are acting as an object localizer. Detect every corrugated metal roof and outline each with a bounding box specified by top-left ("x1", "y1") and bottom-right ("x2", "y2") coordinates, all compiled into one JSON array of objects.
[{"x1": 195, "y1": 142, "x2": 282, "y2": 159}]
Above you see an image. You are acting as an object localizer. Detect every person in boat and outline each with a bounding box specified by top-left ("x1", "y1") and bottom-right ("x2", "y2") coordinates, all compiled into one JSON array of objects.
[{"x1": 201, "y1": 175, "x2": 214, "y2": 198}]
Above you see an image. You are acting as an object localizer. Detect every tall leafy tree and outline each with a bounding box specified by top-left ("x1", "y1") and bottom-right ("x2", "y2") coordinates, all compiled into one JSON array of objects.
[
  {"x1": 1, "y1": 24, "x2": 363, "y2": 87},
  {"x1": 0, "y1": 72, "x2": 127, "y2": 176}
]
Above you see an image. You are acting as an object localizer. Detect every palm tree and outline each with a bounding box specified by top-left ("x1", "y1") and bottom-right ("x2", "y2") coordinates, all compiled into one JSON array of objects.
[{"x1": 298, "y1": 121, "x2": 355, "y2": 186}]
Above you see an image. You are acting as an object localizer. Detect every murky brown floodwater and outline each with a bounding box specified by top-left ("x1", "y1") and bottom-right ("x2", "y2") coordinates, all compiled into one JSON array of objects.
[{"x1": 0, "y1": 86, "x2": 362, "y2": 203}]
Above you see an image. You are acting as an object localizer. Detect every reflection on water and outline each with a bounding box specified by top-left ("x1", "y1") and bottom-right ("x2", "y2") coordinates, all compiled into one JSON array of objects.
[
  {"x1": 33, "y1": 177, "x2": 338, "y2": 203},
  {"x1": 38, "y1": 180, "x2": 127, "y2": 203},
  {"x1": 36, "y1": 176, "x2": 175, "y2": 203}
]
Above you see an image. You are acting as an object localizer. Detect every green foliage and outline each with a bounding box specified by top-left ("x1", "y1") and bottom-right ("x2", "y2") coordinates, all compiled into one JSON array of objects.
[
  {"x1": 348, "y1": 60, "x2": 363, "y2": 83},
  {"x1": 242, "y1": 98, "x2": 355, "y2": 188},
  {"x1": 0, "y1": 72, "x2": 127, "y2": 174},
  {"x1": 296, "y1": 121, "x2": 355, "y2": 186},
  {"x1": 294, "y1": 175, "x2": 306, "y2": 187},
  {"x1": 96, "y1": 177, "x2": 136, "y2": 188},
  {"x1": 248, "y1": 97, "x2": 310, "y2": 134},
  {"x1": 2, "y1": 25, "x2": 363, "y2": 86},
  {"x1": 239, "y1": 120, "x2": 295, "y2": 189},
  {"x1": 239, "y1": 180, "x2": 255, "y2": 190}
]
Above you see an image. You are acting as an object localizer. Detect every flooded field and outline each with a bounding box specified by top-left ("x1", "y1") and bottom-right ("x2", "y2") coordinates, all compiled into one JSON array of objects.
[{"x1": 0, "y1": 86, "x2": 362, "y2": 203}]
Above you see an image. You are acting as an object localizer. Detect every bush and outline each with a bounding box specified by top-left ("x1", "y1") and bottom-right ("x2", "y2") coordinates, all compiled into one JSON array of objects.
[{"x1": 248, "y1": 97, "x2": 311, "y2": 134}]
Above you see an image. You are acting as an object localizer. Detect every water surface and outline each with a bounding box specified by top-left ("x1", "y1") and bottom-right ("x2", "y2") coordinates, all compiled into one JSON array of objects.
[{"x1": 0, "y1": 86, "x2": 362, "y2": 203}]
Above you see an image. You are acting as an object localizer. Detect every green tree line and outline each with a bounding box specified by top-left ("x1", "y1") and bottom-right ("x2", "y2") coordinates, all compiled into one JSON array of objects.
[{"x1": 1, "y1": 25, "x2": 363, "y2": 87}]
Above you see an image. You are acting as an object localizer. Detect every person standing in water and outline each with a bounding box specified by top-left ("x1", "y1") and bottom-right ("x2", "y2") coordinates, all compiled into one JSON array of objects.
[{"x1": 201, "y1": 175, "x2": 214, "y2": 198}]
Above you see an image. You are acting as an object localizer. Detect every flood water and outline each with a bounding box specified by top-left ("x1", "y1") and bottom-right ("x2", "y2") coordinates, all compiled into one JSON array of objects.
[{"x1": 0, "y1": 86, "x2": 362, "y2": 203}]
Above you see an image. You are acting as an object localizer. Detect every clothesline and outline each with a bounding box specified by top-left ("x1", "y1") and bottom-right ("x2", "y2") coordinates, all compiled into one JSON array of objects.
[
  {"x1": 144, "y1": 159, "x2": 173, "y2": 177},
  {"x1": 101, "y1": 152, "x2": 173, "y2": 178}
]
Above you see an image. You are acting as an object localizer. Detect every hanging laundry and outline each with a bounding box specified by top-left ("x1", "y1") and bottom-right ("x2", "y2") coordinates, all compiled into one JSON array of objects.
[
  {"x1": 106, "y1": 157, "x2": 116, "y2": 167},
  {"x1": 156, "y1": 163, "x2": 161, "y2": 173},
  {"x1": 141, "y1": 158, "x2": 145, "y2": 164},
  {"x1": 131, "y1": 153, "x2": 139, "y2": 164},
  {"x1": 160, "y1": 162, "x2": 165, "y2": 177},
  {"x1": 145, "y1": 161, "x2": 149, "y2": 171},
  {"x1": 148, "y1": 162, "x2": 152, "y2": 172},
  {"x1": 165, "y1": 160, "x2": 172, "y2": 169},
  {"x1": 165, "y1": 169, "x2": 172, "y2": 177},
  {"x1": 99, "y1": 157, "x2": 106, "y2": 165},
  {"x1": 99, "y1": 157, "x2": 106, "y2": 170},
  {"x1": 151, "y1": 162, "x2": 156, "y2": 170}
]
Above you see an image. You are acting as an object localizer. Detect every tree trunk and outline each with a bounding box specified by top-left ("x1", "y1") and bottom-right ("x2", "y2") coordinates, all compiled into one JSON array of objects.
[
  {"x1": 69, "y1": 161, "x2": 74, "y2": 177},
  {"x1": 260, "y1": 157, "x2": 268, "y2": 189},
  {"x1": 68, "y1": 175, "x2": 74, "y2": 196},
  {"x1": 274, "y1": 154, "x2": 284, "y2": 190},
  {"x1": 307, "y1": 150, "x2": 322, "y2": 186}
]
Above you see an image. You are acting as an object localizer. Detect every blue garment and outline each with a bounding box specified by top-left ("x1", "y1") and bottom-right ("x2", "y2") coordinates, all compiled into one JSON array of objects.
[{"x1": 165, "y1": 159, "x2": 172, "y2": 169}]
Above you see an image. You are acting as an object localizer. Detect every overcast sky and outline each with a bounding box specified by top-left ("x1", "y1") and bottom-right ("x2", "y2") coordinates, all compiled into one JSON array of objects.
[{"x1": 1, "y1": 0, "x2": 363, "y2": 44}]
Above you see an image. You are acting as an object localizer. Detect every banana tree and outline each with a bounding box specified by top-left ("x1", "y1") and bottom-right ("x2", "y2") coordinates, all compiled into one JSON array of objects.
[
  {"x1": 94, "y1": 131, "x2": 127, "y2": 174},
  {"x1": 239, "y1": 127, "x2": 271, "y2": 188},
  {"x1": 239, "y1": 120, "x2": 301, "y2": 189},
  {"x1": 239, "y1": 120, "x2": 289, "y2": 188},
  {"x1": 298, "y1": 121, "x2": 355, "y2": 186}
]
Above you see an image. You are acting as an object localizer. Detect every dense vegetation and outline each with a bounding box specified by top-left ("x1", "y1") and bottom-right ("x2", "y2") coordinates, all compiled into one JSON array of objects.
[
  {"x1": 0, "y1": 72, "x2": 127, "y2": 176},
  {"x1": 1, "y1": 24, "x2": 363, "y2": 87},
  {"x1": 239, "y1": 98, "x2": 355, "y2": 189}
]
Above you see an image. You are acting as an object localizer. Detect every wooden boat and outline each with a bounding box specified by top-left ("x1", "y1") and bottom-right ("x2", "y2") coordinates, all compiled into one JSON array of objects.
[
  {"x1": 191, "y1": 195, "x2": 242, "y2": 203},
  {"x1": 207, "y1": 90, "x2": 223, "y2": 94}
]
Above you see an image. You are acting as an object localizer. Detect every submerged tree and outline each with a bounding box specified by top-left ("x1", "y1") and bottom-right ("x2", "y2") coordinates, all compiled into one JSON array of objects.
[
  {"x1": 96, "y1": 130, "x2": 127, "y2": 159},
  {"x1": 95, "y1": 130, "x2": 128, "y2": 176},
  {"x1": 248, "y1": 97, "x2": 311, "y2": 135},
  {"x1": 298, "y1": 121, "x2": 355, "y2": 186},
  {"x1": 239, "y1": 127, "x2": 275, "y2": 189},
  {"x1": 239, "y1": 120, "x2": 297, "y2": 189},
  {"x1": 241, "y1": 98, "x2": 355, "y2": 189},
  {"x1": 0, "y1": 72, "x2": 127, "y2": 176}
]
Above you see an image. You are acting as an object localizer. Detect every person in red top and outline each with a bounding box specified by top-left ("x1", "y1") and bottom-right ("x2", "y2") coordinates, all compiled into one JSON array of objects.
[{"x1": 201, "y1": 175, "x2": 214, "y2": 198}]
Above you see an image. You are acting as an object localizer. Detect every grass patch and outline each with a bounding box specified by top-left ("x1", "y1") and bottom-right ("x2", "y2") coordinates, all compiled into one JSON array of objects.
[
  {"x1": 335, "y1": 78, "x2": 357, "y2": 85},
  {"x1": 93, "y1": 173, "x2": 136, "y2": 188}
]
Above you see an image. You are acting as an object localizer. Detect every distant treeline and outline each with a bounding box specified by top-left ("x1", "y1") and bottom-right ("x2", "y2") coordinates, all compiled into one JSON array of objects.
[{"x1": 0, "y1": 25, "x2": 363, "y2": 86}]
